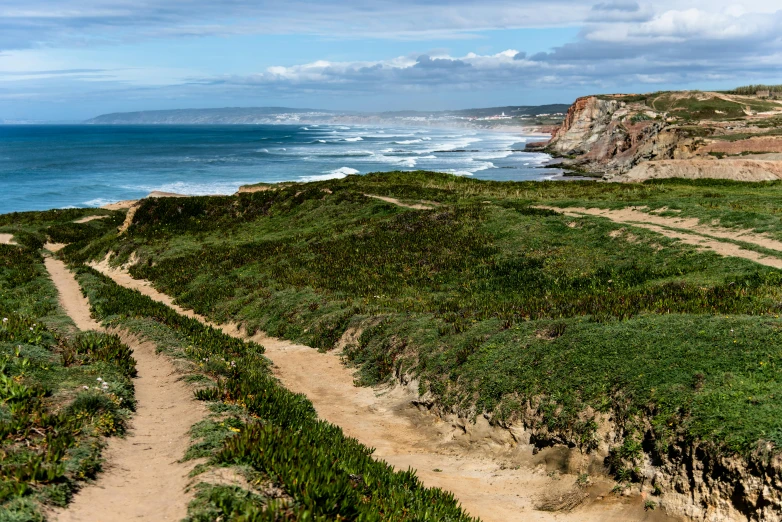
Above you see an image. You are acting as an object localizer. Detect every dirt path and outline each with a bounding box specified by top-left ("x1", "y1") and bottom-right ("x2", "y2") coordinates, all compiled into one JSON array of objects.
[
  {"x1": 0, "y1": 233, "x2": 15, "y2": 245},
  {"x1": 88, "y1": 258, "x2": 679, "y2": 522},
  {"x1": 73, "y1": 215, "x2": 109, "y2": 224},
  {"x1": 365, "y1": 193, "x2": 437, "y2": 210},
  {"x1": 540, "y1": 205, "x2": 782, "y2": 269},
  {"x1": 43, "y1": 251, "x2": 207, "y2": 522}
]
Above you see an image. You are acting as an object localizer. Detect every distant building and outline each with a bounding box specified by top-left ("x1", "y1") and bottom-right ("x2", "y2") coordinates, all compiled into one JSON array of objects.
[{"x1": 757, "y1": 90, "x2": 771, "y2": 98}]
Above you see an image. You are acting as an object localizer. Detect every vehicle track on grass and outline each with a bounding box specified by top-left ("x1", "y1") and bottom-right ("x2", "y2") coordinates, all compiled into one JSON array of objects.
[
  {"x1": 539, "y1": 205, "x2": 782, "y2": 269},
  {"x1": 88, "y1": 257, "x2": 680, "y2": 522},
  {"x1": 42, "y1": 246, "x2": 207, "y2": 522}
]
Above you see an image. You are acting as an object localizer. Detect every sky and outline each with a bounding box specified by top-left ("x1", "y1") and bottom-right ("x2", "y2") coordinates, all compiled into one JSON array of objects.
[{"x1": 1, "y1": 0, "x2": 781, "y2": 121}]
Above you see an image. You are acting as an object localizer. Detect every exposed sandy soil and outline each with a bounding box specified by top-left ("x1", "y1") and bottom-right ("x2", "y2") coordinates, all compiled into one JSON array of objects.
[
  {"x1": 117, "y1": 204, "x2": 140, "y2": 234},
  {"x1": 237, "y1": 182, "x2": 295, "y2": 194},
  {"x1": 0, "y1": 233, "x2": 16, "y2": 245},
  {"x1": 364, "y1": 194, "x2": 437, "y2": 210},
  {"x1": 89, "y1": 257, "x2": 680, "y2": 522},
  {"x1": 43, "y1": 249, "x2": 207, "y2": 522},
  {"x1": 618, "y1": 159, "x2": 782, "y2": 182},
  {"x1": 701, "y1": 136, "x2": 782, "y2": 155},
  {"x1": 101, "y1": 200, "x2": 138, "y2": 211},
  {"x1": 101, "y1": 191, "x2": 190, "y2": 211},
  {"x1": 73, "y1": 215, "x2": 109, "y2": 224},
  {"x1": 44, "y1": 256, "x2": 102, "y2": 332},
  {"x1": 538, "y1": 206, "x2": 782, "y2": 269}
]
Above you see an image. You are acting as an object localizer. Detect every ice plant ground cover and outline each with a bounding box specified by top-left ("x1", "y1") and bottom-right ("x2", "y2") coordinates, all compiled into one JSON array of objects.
[
  {"x1": 0, "y1": 234, "x2": 135, "y2": 521},
  {"x1": 7, "y1": 171, "x2": 782, "y2": 516},
  {"x1": 53, "y1": 173, "x2": 782, "y2": 474},
  {"x1": 72, "y1": 265, "x2": 474, "y2": 521}
]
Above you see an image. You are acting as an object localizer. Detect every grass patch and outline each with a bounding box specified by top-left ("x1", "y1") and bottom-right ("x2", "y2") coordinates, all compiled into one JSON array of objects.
[{"x1": 0, "y1": 242, "x2": 134, "y2": 520}]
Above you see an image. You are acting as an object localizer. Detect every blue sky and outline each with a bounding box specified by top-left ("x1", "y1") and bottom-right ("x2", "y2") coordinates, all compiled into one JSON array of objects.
[{"x1": 1, "y1": 0, "x2": 781, "y2": 121}]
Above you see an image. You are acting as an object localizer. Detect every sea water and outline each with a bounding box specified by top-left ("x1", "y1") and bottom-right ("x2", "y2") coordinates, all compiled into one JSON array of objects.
[{"x1": 0, "y1": 124, "x2": 560, "y2": 214}]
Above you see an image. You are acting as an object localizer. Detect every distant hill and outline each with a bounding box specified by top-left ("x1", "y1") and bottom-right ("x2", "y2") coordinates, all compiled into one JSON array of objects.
[
  {"x1": 85, "y1": 107, "x2": 334, "y2": 125},
  {"x1": 84, "y1": 104, "x2": 569, "y2": 125},
  {"x1": 379, "y1": 104, "x2": 570, "y2": 118}
]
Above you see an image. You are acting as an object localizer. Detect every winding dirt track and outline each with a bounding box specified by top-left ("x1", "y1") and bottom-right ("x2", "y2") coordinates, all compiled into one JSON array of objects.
[
  {"x1": 43, "y1": 252, "x2": 207, "y2": 522},
  {"x1": 540, "y1": 206, "x2": 782, "y2": 269},
  {"x1": 89, "y1": 258, "x2": 678, "y2": 522}
]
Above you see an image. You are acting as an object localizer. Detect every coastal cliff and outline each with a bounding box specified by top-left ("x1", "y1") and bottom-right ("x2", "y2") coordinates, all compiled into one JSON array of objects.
[{"x1": 545, "y1": 91, "x2": 782, "y2": 180}]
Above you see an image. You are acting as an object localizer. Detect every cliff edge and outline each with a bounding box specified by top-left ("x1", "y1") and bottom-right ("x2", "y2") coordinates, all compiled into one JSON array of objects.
[{"x1": 545, "y1": 91, "x2": 782, "y2": 181}]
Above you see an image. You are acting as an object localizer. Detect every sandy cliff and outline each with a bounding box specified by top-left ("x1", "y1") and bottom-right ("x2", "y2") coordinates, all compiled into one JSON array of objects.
[{"x1": 546, "y1": 91, "x2": 782, "y2": 181}]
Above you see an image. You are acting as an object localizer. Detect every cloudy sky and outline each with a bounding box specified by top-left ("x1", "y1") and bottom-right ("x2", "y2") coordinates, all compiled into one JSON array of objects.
[{"x1": 1, "y1": 0, "x2": 781, "y2": 120}]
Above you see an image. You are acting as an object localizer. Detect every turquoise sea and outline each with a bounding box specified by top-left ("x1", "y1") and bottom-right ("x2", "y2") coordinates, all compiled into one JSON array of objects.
[{"x1": 0, "y1": 124, "x2": 560, "y2": 214}]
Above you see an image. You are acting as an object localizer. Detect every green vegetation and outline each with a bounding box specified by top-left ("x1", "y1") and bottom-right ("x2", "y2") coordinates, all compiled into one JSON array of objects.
[
  {"x1": 54, "y1": 171, "x2": 782, "y2": 476},
  {"x1": 727, "y1": 85, "x2": 782, "y2": 96},
  {"x1": 0, "y1": 240, "x2": 134, "y2": 520},
  {"x1": 74, "y1": 266, "x2": 474, "y2": 521},
  {"x1": 598, "y1": 89, "x2": 781, "y2": 121},
  {"x1": 10, "y1": 170, "x2": 782, "y2": 512},
  {"x1": 0, "y1": 208, "x2": 123, "y2": 254}
]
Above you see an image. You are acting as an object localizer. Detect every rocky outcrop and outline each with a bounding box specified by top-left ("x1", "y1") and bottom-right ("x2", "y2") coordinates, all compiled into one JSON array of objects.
[
  {"x1": 547, "y1": 96, "x2": 699, "y2": 177},
  {"x1": 547, "y1": 91, "x2": 782, "y2": 180}
]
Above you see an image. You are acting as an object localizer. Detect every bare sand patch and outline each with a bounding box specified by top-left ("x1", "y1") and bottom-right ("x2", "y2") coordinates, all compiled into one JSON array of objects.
[
  {"x1": 101, "y1": 191, "x2": 189, "y2": 212},
  {"x1": 88, "y1": 257, "x2": 679, "y2": 522},
  {"x1": 364, "y1": 193, "x2": 437, "y2": 210},
  {"x1": 701, "y1": 137, "x2": 782, "y2": 155},
  {"x1": 618, "y1": 159, "x2": 782, "y2": 182},
  {"x1": 101, "y1": 200, "x2": 138, "y2": 211},
  {"x1": 0, "y1": 233, "x2": 15, "y2": 245},
  {"x1": 44, "y1": 251, "x2": 207, "y2": 522},
  {"x1": 73, "y1": 215, "x2": 109, "y2": 224}
]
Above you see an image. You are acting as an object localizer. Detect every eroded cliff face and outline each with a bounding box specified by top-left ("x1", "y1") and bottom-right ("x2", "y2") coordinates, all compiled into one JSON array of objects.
[{"x1": 547, "y1": 96, "x2": 699, "y2": 177}]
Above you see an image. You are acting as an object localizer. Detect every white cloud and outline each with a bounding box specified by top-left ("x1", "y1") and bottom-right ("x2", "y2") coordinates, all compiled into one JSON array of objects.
[{"x1": 2, "y1": 0, "x2": 782, "y2": 119}]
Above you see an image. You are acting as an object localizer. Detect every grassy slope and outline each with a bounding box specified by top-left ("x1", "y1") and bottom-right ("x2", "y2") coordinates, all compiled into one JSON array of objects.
[
  {"x1": 63, "y1": 172, "x2": 782, "y2": 477},
  {"x1": 0, "y1": 216, "x2": 135, "y2": 521},
  {"x1": 73, "y1": 266, "x2": 474, "y2": 521}
]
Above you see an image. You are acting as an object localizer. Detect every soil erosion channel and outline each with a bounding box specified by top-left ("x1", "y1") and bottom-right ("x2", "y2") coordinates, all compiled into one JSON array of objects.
[
  {"x1": 43, "y1": 247, "x2": 207, "y2": 522},
  {"x1": 89, "y1": 258, "x2": 679, "y2": 522}
]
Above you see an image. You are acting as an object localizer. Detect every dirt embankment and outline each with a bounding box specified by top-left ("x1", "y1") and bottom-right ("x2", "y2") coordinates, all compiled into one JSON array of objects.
[
  {"x1": 44, "y1": 251, "x2": 208, "y2": 522},
  {"x1": 88, "y1": 256, "x2": 680, "y2": 522},
  {"x1": 700, "y1": 136, "x2": 782, "y2": 155},
  {"x1": 618, "y1": 159, "x2": 782, "y2": 182},
  {"x1": 0, "y1": 234, "x2": 16, "y2": 245}
]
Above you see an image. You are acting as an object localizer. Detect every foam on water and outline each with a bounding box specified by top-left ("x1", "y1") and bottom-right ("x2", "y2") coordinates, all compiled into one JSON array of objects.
[
  {"x1": 299, "y1": 167, "x2": 360, "y2": 182},
  {"x1": 0, "y1": 124, "x2": 560, "y2": 214}
]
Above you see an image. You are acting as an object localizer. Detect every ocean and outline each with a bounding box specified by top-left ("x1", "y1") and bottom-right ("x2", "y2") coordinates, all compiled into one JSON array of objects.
[{"x1": 0, "y1": 124, "x2": 560, "y2": 214}]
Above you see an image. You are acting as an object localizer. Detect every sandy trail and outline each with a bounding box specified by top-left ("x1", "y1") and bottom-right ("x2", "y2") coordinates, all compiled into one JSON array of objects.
[
  {"x1": 540, "y1": 205, "x2": 782, "y2": 269},
  {"x1": 73, "y1": 215, "x2": 109, "y2": 224},
  {"x1": 89, "y1": 258, "x2": 678, "y2": 522},
  {"x1": 0, "y1": 233, "x2": 15, "y2": 245},
  {"x1": 43, "y1": 250, "x2": 206, "y2": 522},
  {"x1": 365, "y1": 193, "x2": 437, "y2": 210}
]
